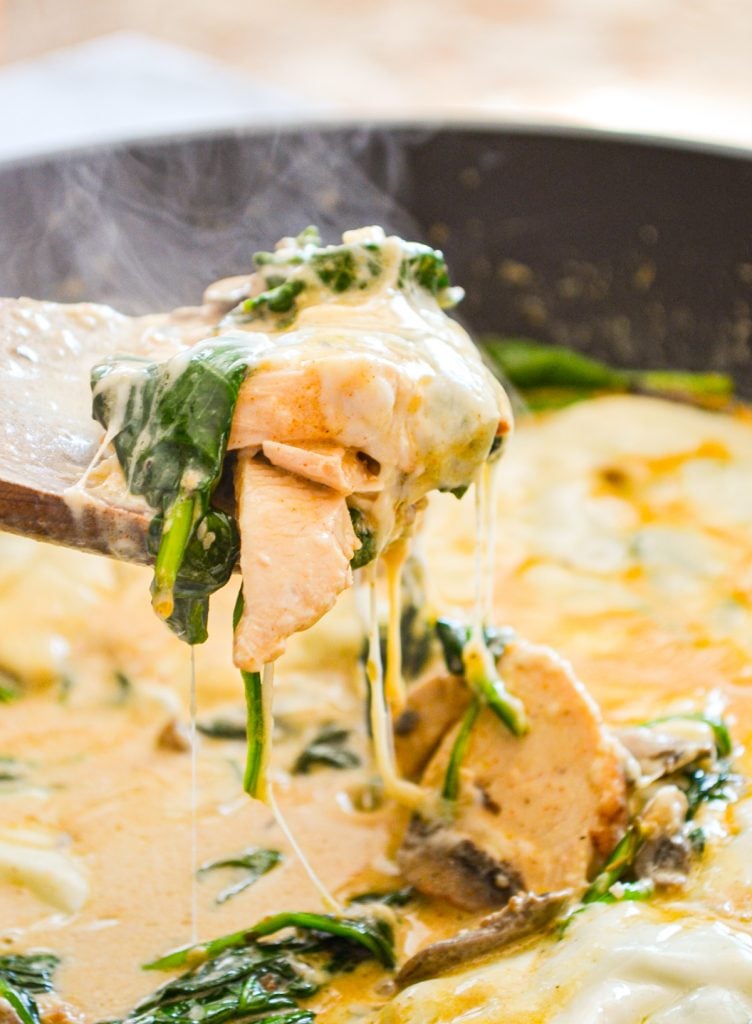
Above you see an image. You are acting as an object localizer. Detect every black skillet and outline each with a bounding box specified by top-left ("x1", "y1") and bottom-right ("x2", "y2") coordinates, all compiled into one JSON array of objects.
[{"x1": 0, "y1": 123, "x2": 750, "y2": 555}]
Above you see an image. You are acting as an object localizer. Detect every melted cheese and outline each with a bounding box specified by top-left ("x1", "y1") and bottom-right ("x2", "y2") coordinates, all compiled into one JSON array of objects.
[{"x1": 3, "y1": 395, "x2": 752, "y2": 1021}]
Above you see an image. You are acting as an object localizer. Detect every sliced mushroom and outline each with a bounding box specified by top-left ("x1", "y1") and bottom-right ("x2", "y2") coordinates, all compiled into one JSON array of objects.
[
  {"x1": 395, "y1": 889, "x2": 570, "y2": 988},
  {"x1": 634, "y1": 784, "x2": 692, "y2": 889},
  {"x1": 615, "y1": 720, "x2": 715, "y2": 783},
  {"x1": 399, "y1": 817, "x2": 525, "y2": 913},
  {"x1": 635, "y1": 834, "x2": 692, "y2": 889},
  {"x1": 398, "y1": 640, "x2": 628, "y2": 911}
]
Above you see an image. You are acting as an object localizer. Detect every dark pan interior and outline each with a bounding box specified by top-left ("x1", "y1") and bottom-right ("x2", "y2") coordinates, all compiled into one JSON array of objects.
[{"x1": 1, "y1": 124, "x2": 751, "y2": 387}]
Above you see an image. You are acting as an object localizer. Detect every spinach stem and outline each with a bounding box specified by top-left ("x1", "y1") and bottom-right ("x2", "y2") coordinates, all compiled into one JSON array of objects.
[
  {"x1": 153, "y1": 494, "x2": 197, "y2": 618},
  {"x1": 582, "y1": 825, "x2": 643, "y2": 904},
  {"x1": 442, "y1": 698, "x2": 481, "y2": 802},
  {"x1": 462, "y1": 637, "x2": 528, "y2": 736},
  {"x1": 145, "y1": 911, "x2": 394, "y2": 971},
  {"x1": 242, "y1": 668, "x2": 268, "y2": 801}
]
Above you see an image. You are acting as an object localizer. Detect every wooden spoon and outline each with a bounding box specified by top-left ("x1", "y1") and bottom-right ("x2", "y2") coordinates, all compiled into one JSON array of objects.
[{"x1": 0, "y1": 296, "x2": 217, "y2": 563}]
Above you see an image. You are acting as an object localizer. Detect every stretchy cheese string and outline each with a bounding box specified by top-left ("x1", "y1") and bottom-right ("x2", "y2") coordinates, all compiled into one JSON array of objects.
[
  {"x1": 189, "y1": 648, "x2": 199, "y2": 944},
  {"x1": 367, "y1": 571, "x2": 426, "y2": 811},
  {"x1": 268, "y1": 786, "x2": 341, "y2": 914},
  {"x1": 383, "y1": 539, "x2": 409, "y2": 713},
  {"x1": 258, "y1": 662, "x2": 340, "y2": 913}
]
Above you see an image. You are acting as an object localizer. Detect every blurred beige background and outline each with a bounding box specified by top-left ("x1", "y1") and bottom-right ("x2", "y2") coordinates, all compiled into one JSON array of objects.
[{"x1": 1, "y1": 0, "x2": 751, "y2": 144}]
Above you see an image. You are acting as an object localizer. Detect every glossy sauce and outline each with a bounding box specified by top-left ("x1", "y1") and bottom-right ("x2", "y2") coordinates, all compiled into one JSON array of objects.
[{"x1": 4, "y1": 396, "x2": 752, "y2": 1020}]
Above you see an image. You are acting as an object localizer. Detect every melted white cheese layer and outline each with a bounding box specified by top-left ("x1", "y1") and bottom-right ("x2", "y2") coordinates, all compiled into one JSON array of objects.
[{"x1": 383, "y1": 902, "x2": 752, "y2": 1023}]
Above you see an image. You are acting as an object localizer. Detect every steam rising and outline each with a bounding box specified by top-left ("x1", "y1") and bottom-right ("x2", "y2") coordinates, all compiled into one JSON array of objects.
[{"x1": 0, "y1": 127, "x2": 431, "y2": 314}]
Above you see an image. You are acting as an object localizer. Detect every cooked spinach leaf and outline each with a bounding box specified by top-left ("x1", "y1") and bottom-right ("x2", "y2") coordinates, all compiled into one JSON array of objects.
[
  {"x1": 435, "y1": 619, "x2": 515, "y2": 676},
  {"x1": 484, "y1": 337, "x2": 734, "y2": 412},
  {"x1": 292, "y1": 724, "x2": 361, "y2": 775},
  {"x1": 0, "y1": 953, "x2": 59, "y2": 1024},
  {"x1": 349, "y1": 886, "x2": 415, "y2": 908},
  {"x1": 0, "y1": 757, "x2": 24, "y2": 783},
  {"x1": 92, "y1": 337, "x2": 252, "y2": 644},
  {"x1": 348, "y1": 507, "x2": 377, "y2": 570},
  {"x1": 227, "y1": 227, "x2": 462, "y2": 331},
  {"x1": 581, "y1": 825, "x2": 644, "y2": 905},
  {"x1": 435, "y1": 619, "x2": 525, "y2": 735},
  {"x1": 0, "y1": 954, "x2": 58, "y2": 994},
  {"x1": 198, "y1": 848, "x2": 282, "y2": 905},
  {"x1": 127, "y1": 911, "x2": 394, "y2": 1023},
  {"x1": 196, "y1": 717, "x2": 247, "y2": 740},
  {"x1": 0, "y1": 981, "x2": 39, "y2": 1024},
  {"x1": 146, "y1": 912, "x2": 395, "y2": 972},
  {"x1": 233, "y1": 589, "x2": 268, "y2": 800},
  {"x1": 441, "y1": 698, "x2": 481, "y2": 803},
  {"x1": 683, "y1": 763, "x2": 740, "y2": 818}
]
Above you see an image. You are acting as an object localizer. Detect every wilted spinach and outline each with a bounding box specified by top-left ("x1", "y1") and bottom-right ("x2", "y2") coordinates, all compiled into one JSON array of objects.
[
  {"x1": 198, "y1": 847, "x2": 282, "y2": 905},
  {"x1": 292, "y1": 724, "x2": 361, "y2": 775},
  {"x1": 227, "y1": 226, "x2": 463, "y2": 331},
  {"x1": 91, "y1": 337, "x2": 252, "y2": 644},
  {"x1": 0, "y1": 953, "x2": 59, "y2": 1024},
  {"x1": 121, "y1": 911, "x2": 394, "y2": 1024}
]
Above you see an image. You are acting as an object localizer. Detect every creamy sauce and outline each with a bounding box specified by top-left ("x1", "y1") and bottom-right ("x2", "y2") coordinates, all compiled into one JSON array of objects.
[{"x1": 3, "y1": 395, "x2": 752, "y2": 1020}]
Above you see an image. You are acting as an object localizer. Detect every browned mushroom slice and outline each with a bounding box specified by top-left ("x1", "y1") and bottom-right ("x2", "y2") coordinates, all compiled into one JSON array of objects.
[
  {"x1": 399, "y1": 818, "x2": 525, "y2": 912},
  {"x1": 398, "y1": 640, "x2": 628, "y2": 911},
  {"x1": 395, "y1": 889, "x2": 570, "y2": 988},
  {"x1": 633, "y1": 785, "x2": 692, "y2": 890},
  {"x1": 615, "y1": 722, "x2": 715, "y2": 782},
  {"x1": 394, "y1": 673, "x2": 472, "y2": 780}
]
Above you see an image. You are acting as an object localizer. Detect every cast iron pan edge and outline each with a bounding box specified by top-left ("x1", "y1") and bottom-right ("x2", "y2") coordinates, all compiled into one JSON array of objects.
[{"x1": 1, "y1": 121, "x2": 751, "y2": 385}]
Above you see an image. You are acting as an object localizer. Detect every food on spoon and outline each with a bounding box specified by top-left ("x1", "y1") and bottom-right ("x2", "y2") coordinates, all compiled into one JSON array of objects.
[
  {"x1": 89, "y1": 226, "x2": 514, "y2": 804},
  {"x1": 90, "y1": 227, "x2": 511, "y2": 665}
]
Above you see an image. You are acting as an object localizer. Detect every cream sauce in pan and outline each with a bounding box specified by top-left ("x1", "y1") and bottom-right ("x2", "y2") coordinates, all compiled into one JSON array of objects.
[{"x1": 4, "y1": 396, "x2": 752, "y2": 1020}]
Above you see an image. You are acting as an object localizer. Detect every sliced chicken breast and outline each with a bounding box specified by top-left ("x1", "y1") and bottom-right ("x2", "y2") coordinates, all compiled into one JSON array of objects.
[
  {"x1": 233, "y1": 452, "x2": 359, "y2": 672},
  {"x1": 399, "y1": 640, "x2": 628, "y2": 910}
]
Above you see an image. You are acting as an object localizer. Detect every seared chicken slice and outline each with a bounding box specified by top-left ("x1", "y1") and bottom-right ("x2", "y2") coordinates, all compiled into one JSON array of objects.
[
  {"x1": 394, "y1": 673, "x2": 472, "y2": 780},
  {"x1": 233, "y1": 452, "x2": 359, "y2": 672},
  {"x1": 399, "y1": 640, "x2": 628, "y2": 910},
  {"x1": 260, "y1": 440, "x2": 383, "y2": 495}
]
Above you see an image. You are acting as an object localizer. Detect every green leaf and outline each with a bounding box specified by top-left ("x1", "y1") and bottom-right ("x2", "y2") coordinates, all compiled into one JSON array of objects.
[
  {"x1": 435, "y1": 619, "x2": 525, "y2": 735},
  {"x1": 683, "y1": 763, "x2": 740, "y2": 819},
  {"x1": 0, "y1": 954, "x2": 59, "y2": 1024},
  {"x1": 147, "y1": 507, "x2": 240, "y2": 645},
  {"x1": 349, "y1": 886, "x2": 415, "y2": 909},
  {"x1": 441, "y1": 698, "x2": 481, "y2": 802},
  {"x1": 483, "y1": 337, "x2": 734, "y2": 410},
  {"x1": 196, "y1": 718, "x2": 247, "y2": 740},
  {"x1": 435, "y1": 619, "x2": 514, "y2": 676},
  {"x1": 241, "y1": 670, "x2": 266, "y2": 799},
  {"x1": 0, "y1": 954, "x2": 58, "y2": 993},
  {"x1": 229, "y1": 229, "x2": 463, "y2": 332},
  {"x1": 92, "y1": 337, "x2": 252, "y2": 644},
  {"x1": 0, "y1": 980, "x2": 39, "y2": 1024},
  {"x1": 292, "y1": 724, "x2": 361, "y2": 775},
  {"x1": 484, "y1": 338, "x2": 629, "y2": 391},
  {"x1": 198, "y1": 848, "x2": 282, "y2": 905},
  {"x1": 582, "y1": 825, "x2": 643, "y2": 905},
  {"x1": 348, "y1": 508, "x2": 377, "y2": 570},
  {"x1": 146, "y1": 912, "x2": 395, "y2": 972}
]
